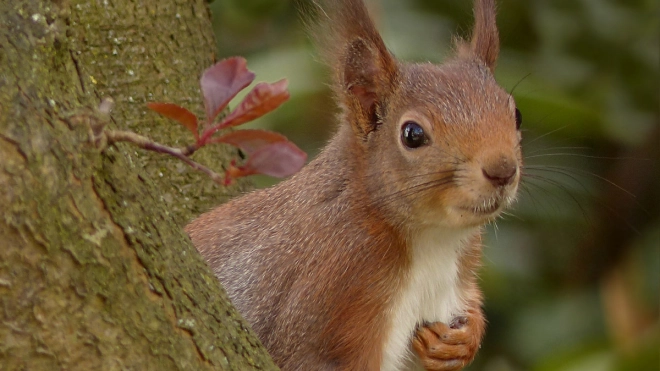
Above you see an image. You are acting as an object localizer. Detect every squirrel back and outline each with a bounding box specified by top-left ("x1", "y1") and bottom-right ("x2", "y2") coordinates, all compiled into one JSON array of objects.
[{"x1": 186, "y1": 0, "x2": 522, "y2": 369}]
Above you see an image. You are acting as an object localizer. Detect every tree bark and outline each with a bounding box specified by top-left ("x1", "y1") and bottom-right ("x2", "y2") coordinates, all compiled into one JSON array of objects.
[{"x1": 0, "y1": 0, "x2": 276, "y2": 369}]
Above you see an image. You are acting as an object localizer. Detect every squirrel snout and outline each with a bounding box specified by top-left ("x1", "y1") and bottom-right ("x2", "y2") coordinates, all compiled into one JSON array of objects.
[{"x1": 481, "y1": 157, "x2": 518, "y2": 187}]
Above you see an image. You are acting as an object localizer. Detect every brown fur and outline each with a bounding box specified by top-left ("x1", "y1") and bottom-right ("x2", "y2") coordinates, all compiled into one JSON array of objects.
[{"x1": 186, "y1": 1, "x2": 520, "y2": 370}]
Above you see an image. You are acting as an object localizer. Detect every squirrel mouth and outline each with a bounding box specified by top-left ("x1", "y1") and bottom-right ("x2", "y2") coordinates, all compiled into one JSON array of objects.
[{"x1": 461, "y1": 200, "x2": 502, "y2": 216}]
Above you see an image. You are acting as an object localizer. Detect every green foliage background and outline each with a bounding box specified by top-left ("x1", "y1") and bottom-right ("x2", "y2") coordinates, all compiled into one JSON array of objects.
[{"x1": 210, "y1": 0, "x2": 659, "y2": 370}]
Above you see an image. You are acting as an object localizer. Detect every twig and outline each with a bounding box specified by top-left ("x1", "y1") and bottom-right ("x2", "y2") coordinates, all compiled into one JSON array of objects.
[{"x1": 105, "y1": 130, "x2": 225, "y2": 185}]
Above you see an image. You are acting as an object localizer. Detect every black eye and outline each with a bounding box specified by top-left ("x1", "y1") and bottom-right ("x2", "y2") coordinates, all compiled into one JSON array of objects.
[
  {"x1": 401, "y1": 121, "x2": 428, "y2": 149},
  {"x1": 514, "y1": 108, "x2": 522, "y2": 130}
]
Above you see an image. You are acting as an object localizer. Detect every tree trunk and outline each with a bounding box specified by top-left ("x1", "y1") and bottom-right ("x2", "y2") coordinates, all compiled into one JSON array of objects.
[{"x1": 0, "y1": 0, "x2": 276, "y2": 369}]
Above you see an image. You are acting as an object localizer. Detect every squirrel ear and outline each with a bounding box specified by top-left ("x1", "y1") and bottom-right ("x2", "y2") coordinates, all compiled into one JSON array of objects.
[
  {"x1": 310, "y1": 0, "x2": 397, "y2": 138},
  {"x1": 342, "y1": 37, "x2": 397, "y2": 135},
  {"x1": 469, "y1": 0, "x2": 500, "y2": 72}
]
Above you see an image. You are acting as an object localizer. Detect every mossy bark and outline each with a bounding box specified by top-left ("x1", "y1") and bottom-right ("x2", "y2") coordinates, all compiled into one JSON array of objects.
[{"x1": 0, "y1": 0, "x2": 276, "y2": 370}]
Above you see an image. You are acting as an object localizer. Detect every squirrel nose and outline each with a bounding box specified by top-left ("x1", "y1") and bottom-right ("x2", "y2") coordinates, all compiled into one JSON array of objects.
[{"x1": 482, "y1": 157, "x2": 518, "y2": 187}]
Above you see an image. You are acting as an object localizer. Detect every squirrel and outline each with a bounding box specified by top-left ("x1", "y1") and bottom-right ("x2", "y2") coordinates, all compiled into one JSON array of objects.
[{"x1": 185, "y1": 0, "x2": 522, "y2": 370}]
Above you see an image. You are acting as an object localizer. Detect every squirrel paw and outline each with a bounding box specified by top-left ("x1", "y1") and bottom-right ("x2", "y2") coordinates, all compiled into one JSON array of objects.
[{"x1": 412, "y1": 316, "x2": 481, "y2": 371}]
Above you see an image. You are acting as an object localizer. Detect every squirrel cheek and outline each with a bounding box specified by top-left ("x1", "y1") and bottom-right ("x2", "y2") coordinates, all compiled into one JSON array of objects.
[{"x1": 411, "y1": 186, "x2": 473, "y2": 227}]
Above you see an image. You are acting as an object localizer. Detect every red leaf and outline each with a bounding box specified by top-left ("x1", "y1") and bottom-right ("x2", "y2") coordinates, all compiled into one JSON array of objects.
[
  {"x1": 241, "y1": 141, "x2": 307, "y2": 178},
  {"x1": 223, "y1": 161, "x2": 251, "y2": 185},
  {"x1": 201, "y1": 57, "x2": 255, "y2": 124},
  {"x1": 147, "y1": 103, "x2": 199, "y2": 139},
  {"x1": 219, "y1": 79, "x2": 290, "y2": 129},
  {"x1": 223, "y1": 160, "x2": 242, "y2": 185},
  {"x1": 213, "y1": 129, "x2": 287, "y2": 156}
]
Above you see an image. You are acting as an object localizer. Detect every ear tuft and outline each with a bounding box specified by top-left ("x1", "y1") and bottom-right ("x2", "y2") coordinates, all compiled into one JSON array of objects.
[
  {"x1": 469, "y1": 0, "x2": 500, "y2": 72},
  {"x1": 308, "y1": 0, "x2": 398, "y2": 138}
]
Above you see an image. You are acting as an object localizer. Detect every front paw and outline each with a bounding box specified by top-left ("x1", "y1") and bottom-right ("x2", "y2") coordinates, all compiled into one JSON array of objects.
[{"x1": 412, "y1": 314, "x2": 483, "y2": 371}]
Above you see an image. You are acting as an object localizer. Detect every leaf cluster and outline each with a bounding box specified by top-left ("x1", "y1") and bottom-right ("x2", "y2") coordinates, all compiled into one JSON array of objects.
[{"x1": 147, "y1": 57, "x2": 306, "y2": 185}]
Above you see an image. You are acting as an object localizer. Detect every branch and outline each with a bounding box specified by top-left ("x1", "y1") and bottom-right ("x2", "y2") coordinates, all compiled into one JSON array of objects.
[{"x1": 105, "y1": 130, "x2": 224, "y2": 185}]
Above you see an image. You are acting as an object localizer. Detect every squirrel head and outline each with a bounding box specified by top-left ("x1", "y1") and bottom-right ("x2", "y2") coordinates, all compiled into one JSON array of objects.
[{"x1": 317, "y1": 0, "x2": 522, "y2": 230}]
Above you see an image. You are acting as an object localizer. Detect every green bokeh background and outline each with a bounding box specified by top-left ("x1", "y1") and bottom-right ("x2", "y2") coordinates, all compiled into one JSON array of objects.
[{"x1": 210, "y1": 1, "x2": 659, "y2": 370}]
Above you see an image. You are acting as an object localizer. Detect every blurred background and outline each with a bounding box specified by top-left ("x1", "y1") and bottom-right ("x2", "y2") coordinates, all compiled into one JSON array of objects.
[{"x1": 209, "y1": 0, "x2": 658, "y2": 370}]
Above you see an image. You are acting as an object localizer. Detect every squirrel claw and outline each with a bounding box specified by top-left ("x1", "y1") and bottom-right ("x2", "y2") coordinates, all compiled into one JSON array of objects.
[{"x1": 412, "y1": 316, "x2": 481, "y2": 371}]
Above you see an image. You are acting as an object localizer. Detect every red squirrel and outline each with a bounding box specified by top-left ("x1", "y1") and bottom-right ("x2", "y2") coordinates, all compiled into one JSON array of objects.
[{"x1": 186, "y1": 0, "x2": 522, "y2": 369}]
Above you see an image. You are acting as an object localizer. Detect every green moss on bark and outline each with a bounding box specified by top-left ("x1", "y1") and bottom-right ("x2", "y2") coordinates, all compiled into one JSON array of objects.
[
  {"x1": 0, "y1": 0, "x2": 277, "y2": 369},
  {"x1": 66, "y1": 0, "x2": 251, "y2": 227}
]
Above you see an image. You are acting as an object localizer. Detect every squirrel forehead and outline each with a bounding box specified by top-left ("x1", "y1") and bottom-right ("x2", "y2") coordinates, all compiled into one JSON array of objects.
[{"x1": 395, "y1": 61, "x2": 511, "y2": 125}]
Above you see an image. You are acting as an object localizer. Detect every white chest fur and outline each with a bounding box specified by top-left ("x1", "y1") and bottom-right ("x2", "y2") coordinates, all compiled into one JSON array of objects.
[{"x1": 381, "y1": 226, "x2": 475, "y2": 371}]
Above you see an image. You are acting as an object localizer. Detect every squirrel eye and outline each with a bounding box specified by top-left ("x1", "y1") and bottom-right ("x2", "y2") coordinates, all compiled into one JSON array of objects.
[
  {"x1": 401, "y1": 121, "x2": 428, "y2": 149},
  {"x1": 515, "y1": 108, "x2": 522, "y2": 130}
]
